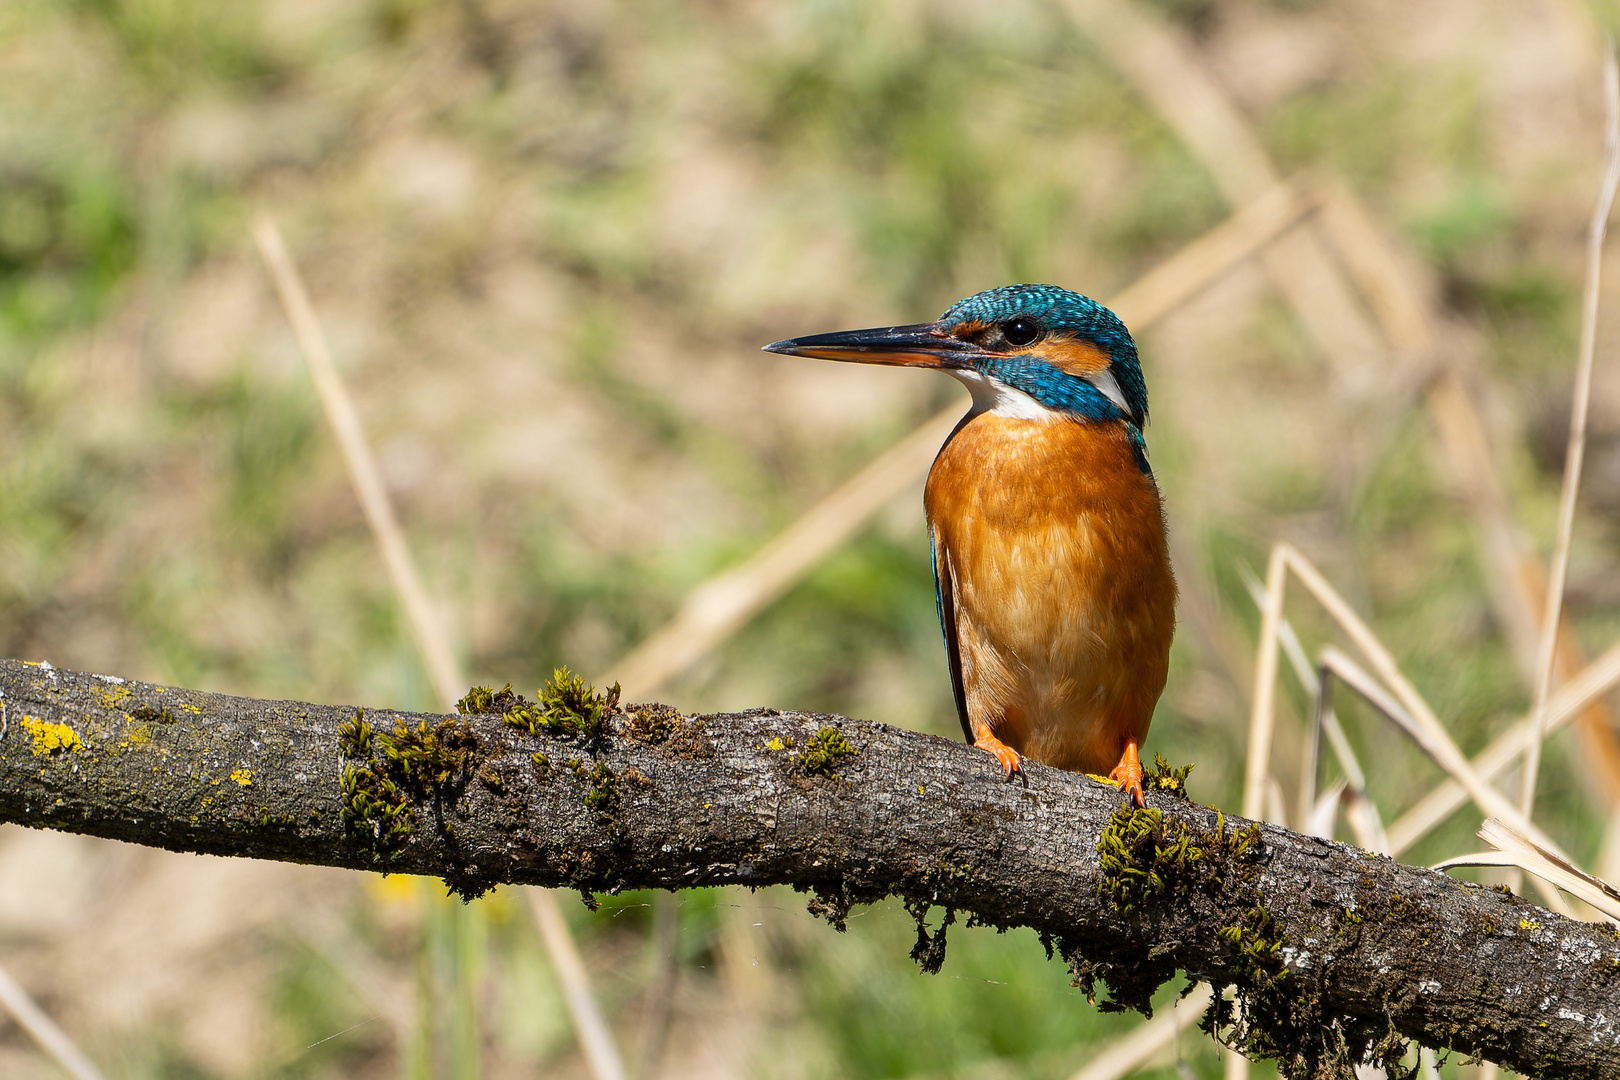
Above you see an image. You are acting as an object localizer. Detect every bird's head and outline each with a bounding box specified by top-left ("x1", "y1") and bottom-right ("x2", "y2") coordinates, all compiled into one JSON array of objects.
[{"x1": 764, "y1": 283, "x2": 1148, "y2": 429}]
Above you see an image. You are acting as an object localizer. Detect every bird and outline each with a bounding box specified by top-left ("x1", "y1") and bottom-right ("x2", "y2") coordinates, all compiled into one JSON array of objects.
[{"x1": 764, "y1": 283, "x2": 1176, "y2": 806}]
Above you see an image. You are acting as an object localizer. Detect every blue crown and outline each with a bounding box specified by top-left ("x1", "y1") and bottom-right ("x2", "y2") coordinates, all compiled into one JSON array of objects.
[{"x1": 939, "y1": 284, "x2": 1148, "y2": 428}]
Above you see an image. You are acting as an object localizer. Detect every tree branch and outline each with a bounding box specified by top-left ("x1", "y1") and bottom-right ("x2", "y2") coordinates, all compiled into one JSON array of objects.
[{"x1": 2, "y1": 659, "x2": 1616, "y2": 1078}]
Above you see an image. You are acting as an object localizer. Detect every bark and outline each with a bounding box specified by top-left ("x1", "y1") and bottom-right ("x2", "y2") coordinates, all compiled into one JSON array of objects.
[{"x1": 1, "y1": 658, "x2": 1616, "y2": 1079}]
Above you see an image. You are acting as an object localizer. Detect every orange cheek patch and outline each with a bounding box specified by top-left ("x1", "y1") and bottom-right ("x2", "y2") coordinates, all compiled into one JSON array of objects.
[{"x1": 1022, "y1": 334, "x2": 1111, "y2": 378}]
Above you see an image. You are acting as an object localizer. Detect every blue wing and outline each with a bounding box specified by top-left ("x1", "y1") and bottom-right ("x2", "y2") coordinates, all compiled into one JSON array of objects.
[{"x1": 930, "y1": 525, "x2": 973, "y2": 744}]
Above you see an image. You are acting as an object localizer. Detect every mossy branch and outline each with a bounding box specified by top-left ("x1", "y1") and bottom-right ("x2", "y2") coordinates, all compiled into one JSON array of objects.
[{"x1": 1, "y1": 659, "x2": 1617, "y2": 1079}]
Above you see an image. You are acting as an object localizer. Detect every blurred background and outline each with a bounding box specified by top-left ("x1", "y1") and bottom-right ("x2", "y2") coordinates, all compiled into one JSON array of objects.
[{"x1": 4, "y1": 0, "x2": 1620, "y2": 1076}]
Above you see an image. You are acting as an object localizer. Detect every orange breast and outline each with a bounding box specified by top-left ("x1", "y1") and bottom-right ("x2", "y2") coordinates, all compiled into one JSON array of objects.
[{"x1": 924, "y1": 412, "x2": 1177, "y2": 774}]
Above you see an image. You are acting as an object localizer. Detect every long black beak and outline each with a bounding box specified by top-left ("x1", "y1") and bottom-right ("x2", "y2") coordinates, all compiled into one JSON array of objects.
[{"x1": 763, "y1": 322, "x2": 982, "y2": 369}]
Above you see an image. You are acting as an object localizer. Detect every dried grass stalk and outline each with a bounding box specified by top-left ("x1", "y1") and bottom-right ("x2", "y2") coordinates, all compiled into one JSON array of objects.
[
  {"x1": 1434, "y1": 818, "x2": 1620, "y2": 923},
  {"x1": 1519, "y1": 46, "x2": 1620, "y2": 817},
  {"x1": 254, "y1": 211, "x2": 629, "y2": 1080},
  {"x1": 1318, "y1": 647, "x2": 1574, "y2": 917},
  {"x1": 251, "y1": 213, "x2": 463, "y2": 709},
  {"x1": 1064, "y1": 983, "x2": 1214, "y2": 1080},
  {"x1": 0, "y1": 963, "x2": 105, "y2": 1080},
  {"x1": 1387, "y1": 638, "x2": 1620, "y2": 856}
]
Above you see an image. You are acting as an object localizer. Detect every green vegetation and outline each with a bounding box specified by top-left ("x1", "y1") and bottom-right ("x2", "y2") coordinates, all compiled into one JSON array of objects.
[
  {"x1": 797, "y1": 726, "x2": 858, "y2": 778},
  {"x1": 377, "y1": 717, "x2": 477, "y2": 792},
  {"x1": 337, "y1": 706, "x2": 478, "y2": 860},
  {"x1": 339, "y1": 762, "x2": 416, "y2": 863},
  {"x1": 473, "y1": 668, "x2": 622, "y2": 745}
]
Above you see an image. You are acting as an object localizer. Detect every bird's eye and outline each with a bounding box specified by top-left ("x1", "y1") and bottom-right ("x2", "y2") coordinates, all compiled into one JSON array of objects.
[{"x1": 1002, "y1": 317, "x2": 1042, "y2": 348}]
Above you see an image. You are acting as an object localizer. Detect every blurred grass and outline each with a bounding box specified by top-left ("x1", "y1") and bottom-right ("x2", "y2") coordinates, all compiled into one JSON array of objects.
[{"x1": 0, "y1": 0, "x2": 1617, "y2": 1078}]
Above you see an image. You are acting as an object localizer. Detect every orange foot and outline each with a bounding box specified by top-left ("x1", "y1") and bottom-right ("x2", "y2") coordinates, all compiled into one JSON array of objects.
[
  {"x1": 974, "y1": 733, "x2": 1024, "y2": 783},
  {"x1": 1108, "y1": 739, "x2": 1146, "y2": 808}
]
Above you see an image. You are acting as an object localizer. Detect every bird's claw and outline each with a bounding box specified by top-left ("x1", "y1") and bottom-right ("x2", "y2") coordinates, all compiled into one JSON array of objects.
[
  {"x1": 978, "y1": 738, "x2": 1026, "y2": 786},
  {"x1": 995, "y1": 746, "x2": 1026, "y2": 786},
  {"x1": 1108, "y1": 759, "x2": 1146, "y2": 808}
]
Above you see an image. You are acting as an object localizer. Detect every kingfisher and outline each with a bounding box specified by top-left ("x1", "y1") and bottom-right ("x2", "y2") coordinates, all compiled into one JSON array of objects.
[{"x1": 765, "y1": 284, "x2": 1176, "y2": 805}]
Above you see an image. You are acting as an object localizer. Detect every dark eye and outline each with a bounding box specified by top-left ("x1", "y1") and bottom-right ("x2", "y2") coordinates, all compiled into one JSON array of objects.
[{"x1": 1002, "y1": 317, "x2": 1042, "y2": 347}]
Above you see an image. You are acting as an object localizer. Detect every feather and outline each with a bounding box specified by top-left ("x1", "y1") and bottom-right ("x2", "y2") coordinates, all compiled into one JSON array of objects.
[{"x1": 931, "y1": 526, "x2": 973, "y2": 744}]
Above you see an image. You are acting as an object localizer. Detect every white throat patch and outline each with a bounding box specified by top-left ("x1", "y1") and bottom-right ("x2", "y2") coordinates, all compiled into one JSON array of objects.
[
  {"x1": 949, "y1": 366, "x2": 1133, "y2": 422},
  {"x1": 949, "y1": 369, "x2": 1056, "y2": 421}
]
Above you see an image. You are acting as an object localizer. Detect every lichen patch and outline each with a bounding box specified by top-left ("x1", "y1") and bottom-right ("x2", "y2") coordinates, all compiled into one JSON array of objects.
[
  {"x1": 91, "y1": 684, "x2": 131, "y2": 711},
  {"x1": 21, "y1": 716, "x2": 83, "y2": 757}
]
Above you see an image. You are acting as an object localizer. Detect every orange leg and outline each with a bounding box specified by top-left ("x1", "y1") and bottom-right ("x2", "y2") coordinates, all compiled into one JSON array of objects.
[
  {"x1": 970, "y1": 716, "x2": 1023, "y2": 781},
  {"x1": 1108, "y1": 738, "x2": 1146, "y2": 808}
]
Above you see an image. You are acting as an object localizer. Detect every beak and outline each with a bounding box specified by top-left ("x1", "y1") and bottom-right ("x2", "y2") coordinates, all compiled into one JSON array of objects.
[{"x1": 762, "y1": 322, "x2": 981, "y2": 369}]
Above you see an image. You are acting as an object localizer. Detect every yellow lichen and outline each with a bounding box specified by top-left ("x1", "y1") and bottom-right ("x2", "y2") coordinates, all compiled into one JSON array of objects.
[
  {"x1": 20, "y1": 716, "x2": 82, "y2": 757},
  {"x1": 92, "y1": 685, "x2": 131, "y2": 710},
  {"x1": 230, "y1": 768, "x2": 252, "y2": 787}
]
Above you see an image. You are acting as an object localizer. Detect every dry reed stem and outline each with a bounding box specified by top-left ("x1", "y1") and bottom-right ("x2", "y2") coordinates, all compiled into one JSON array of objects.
[
  {"x1": 253, "y1": 211, "x2": 629, "y2": 1080},
  {"x1": 1234, "y1": 541, "x2": 1289, "y2": 1080},
  {"x1": 0, "y1": 962, "x2": 106, "y2": 1080},
  {"x1": 251, "y1": 213, "x2": 463, "y2": 710},
  {"x1": 1279, "y1": 549, "x2": 1522, "y2": 836},
  {"x1": 608, "y1": 180, "x2": 1311, "y2": 698},
  {"x1": 1065, "y1": 982, "x2": 1214, "y2": 1080},
  {"x1": 1317, "y1": 647, "x2": 1574, "y2": 916},
  {"x1": 1243, "y1": 568, "x2": 1377, "y2": 828},
  {"x1": 1435, "y1": 818, "x2": 1620, "y2": 923},
  {"x1": 636, "y1": 892, "x2": 680, "y2": 1077},
  {"x1": 1246, "y1": 542, "x2": 1604, "y2": 914},
  {"x1": 527, "y1": 890, "x2": 630, "y2": 1080},
  {"x1": 1269, "y1": 547, "x2": 1587, "y2": 887},
  {"x1": 1387, "y1": 637, "x2": 1620, "y2": 856},
  {"x1": 1519, "y1": 46, "x2": 1620, "y2": 818},
  {"x1": 1317, "y1": 179, "x2": 1620, "y2": 806},
  {"x1": 1243, "y1": 545, "x2": 1290, "y2": 820}
]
